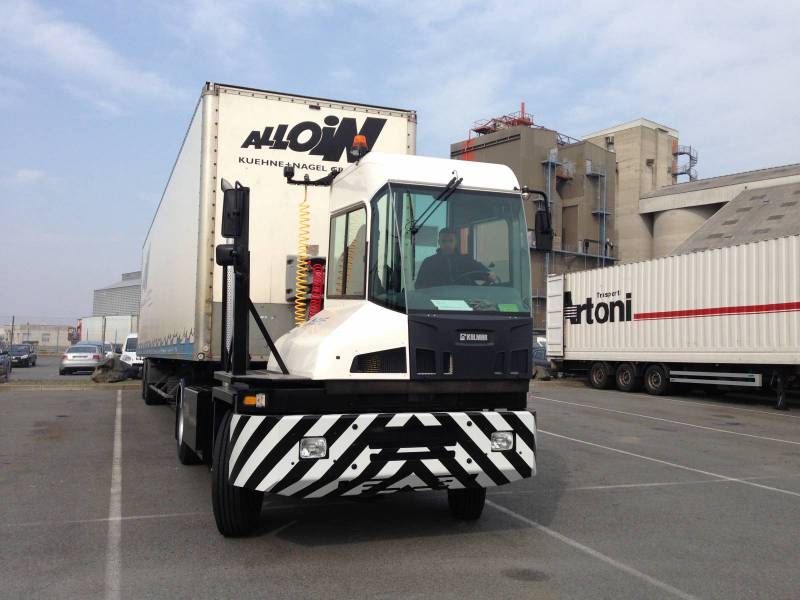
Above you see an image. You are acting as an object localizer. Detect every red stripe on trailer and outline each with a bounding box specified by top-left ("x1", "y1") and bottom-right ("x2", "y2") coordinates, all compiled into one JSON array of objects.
[{"x1": 634, "y1": 301, "x2": 800, "y2": 320}]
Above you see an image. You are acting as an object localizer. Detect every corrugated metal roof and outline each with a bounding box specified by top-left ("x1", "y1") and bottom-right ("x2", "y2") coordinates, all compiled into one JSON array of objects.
[
  {"x1": 643, "y1": 163, "x2": 800, "y2": 199},
  {"x1": 95, "y1": 278, "x2": 141, "y2": 291},
  {"x1": 673, "y1": 182, "x2": 800, "y2": 254}
]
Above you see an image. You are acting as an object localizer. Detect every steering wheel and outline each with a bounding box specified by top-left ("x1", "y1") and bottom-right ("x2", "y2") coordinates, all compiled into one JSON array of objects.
[{"x1": 454, "y1": 270, "x2": 498, "y2": 285}]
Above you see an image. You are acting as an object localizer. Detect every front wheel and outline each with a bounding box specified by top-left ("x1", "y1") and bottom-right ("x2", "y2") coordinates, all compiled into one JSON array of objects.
[
  {"x1": 212, "y1": 410, "x2": 264, "y2": 536},
  {"x1": 447, "y1": 488, "x2": 486, "y2": 520},
  {"x1": 643, "y1": 364, "x2": 670, "y2": 396}
]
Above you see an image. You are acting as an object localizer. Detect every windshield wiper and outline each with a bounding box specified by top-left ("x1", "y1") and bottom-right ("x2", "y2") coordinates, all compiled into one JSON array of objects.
[{"x1": 410, "y1": 175, "x2": 463, "y2": 235}]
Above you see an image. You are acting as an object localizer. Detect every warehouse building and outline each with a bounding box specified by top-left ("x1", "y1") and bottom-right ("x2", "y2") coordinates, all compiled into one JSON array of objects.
[
  {"x1": 92, "y1": 271, "x2": 141, "y2": 317},
  {"x1": 0, "y1": 322, "x2": 76, "y2": 352}
]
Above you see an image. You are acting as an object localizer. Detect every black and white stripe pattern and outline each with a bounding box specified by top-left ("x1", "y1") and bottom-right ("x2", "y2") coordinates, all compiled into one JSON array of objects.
[{"x1": 226, "y1": 411, "x2": 536, "y2": 498}]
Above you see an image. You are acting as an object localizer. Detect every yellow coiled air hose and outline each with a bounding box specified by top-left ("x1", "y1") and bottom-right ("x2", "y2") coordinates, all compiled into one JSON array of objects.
[{"x1": 294, "y1": 187, "x2": 310, "y2": 326}]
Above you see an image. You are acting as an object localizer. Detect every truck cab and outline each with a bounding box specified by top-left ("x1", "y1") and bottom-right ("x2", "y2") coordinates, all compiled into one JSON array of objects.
[{"x1": 197, "y1": 152, "x2": 537, "y2": 536}]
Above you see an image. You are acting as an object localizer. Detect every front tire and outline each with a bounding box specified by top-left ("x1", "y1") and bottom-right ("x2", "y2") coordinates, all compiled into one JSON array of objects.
[
  {"x1": 589, "y1": 362, "x2": 613, "y2": 389},
  {"x1": 447, "y1": 488, "x2": 486, "y2": 520},
  {"x1": 643, "y1": 364, "x2": 670, "y2": 396},
  {"x1": 212, "y1": 410, "x2": 264, "y2": 536},
  {"x1": 615, "y1": 363, "x2": 641, "y2": 392}
]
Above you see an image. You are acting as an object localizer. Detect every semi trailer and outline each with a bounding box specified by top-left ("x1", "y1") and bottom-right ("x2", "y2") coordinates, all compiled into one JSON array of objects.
[
  {"x1": 140, "y1": 83, "x2": 538, "y2": 536},
  {"x1": 546, "y1": 234, "x2": 800, "y2": 409}
]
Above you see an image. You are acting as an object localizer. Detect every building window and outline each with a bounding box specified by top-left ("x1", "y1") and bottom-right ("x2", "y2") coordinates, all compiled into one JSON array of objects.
[{"x1": 42, "y1": 334, "x2": 51, "y2": 343}]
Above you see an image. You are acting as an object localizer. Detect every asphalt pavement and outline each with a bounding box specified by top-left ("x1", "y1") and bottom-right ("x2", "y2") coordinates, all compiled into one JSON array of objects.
[
  {"x1": 6, "y1": 355, "x2": 92, "y2": 382},
  {"x1": 1, "y1": 380, "x2": 799, "y2": 599}
]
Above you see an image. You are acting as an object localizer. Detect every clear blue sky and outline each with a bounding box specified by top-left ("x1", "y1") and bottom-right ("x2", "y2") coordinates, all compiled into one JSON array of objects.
[{"x1": 1, "y1": 0, "x2": 797, "y2": 321}]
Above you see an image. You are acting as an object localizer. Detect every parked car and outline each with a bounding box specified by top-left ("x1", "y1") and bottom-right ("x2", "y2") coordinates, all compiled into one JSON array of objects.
[
  {"x1": 0, "y1": 347, "x2": 11, "y2": 382},
  {"x1": 120, "y1": 333, "x2": 142, "y2": 377},
  {"x1": 10, "y1": 344, "x2": 37, "y2": 367},
  {"x1": 60, "y1": 344, "x2": 104, "y2": 375},
  {"x1": 82, "y1": 341, "x2": 116, "y2": 358}
]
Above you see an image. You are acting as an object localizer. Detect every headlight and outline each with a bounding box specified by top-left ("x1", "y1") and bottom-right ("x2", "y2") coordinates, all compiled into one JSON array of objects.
[
  {"x1": 491, "y1": 431, "x2": 514, "y2": 452},
  {"x1": 21, "y1": 354, "x2": 28, "y2": 359},
  {"x1": 121, "y1": 354, "x2": 130, "y2": 362},
  {"x1": 299, "y1": 437, "x2": 328, "y2": 459}
]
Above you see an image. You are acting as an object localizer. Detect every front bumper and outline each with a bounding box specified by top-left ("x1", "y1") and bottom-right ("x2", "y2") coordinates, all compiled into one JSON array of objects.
[{"x1": 227, "y1": 410, "x2": 536, "y2": 498}]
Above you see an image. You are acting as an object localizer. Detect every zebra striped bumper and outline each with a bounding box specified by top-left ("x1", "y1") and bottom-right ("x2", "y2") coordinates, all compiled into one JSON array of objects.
[{"x1": 226, "y1": 411, "x2": 536, "y2": 498}]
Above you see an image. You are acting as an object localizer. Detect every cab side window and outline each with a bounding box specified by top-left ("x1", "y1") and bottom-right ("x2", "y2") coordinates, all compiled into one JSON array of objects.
[{"x1": 327, "y1": 206, "x2": 367, "y2": 298}]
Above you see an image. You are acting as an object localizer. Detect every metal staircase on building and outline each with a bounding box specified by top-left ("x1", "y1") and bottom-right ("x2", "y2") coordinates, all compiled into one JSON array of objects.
[{"x1": 673, "y1": 145, "x2": 698, "y2": 181}]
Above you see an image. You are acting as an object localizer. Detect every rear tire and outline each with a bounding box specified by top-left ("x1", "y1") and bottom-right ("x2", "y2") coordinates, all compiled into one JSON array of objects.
[
  {"x1": 643, "y1": 364, "x2": 670, "y2": 396},
  {"x1": 59, "y1": 369, "x2": 67, "y2": 376},
  {"x1": 447, "y1": 488, "x2": 486, "y2": 520},
  {"x1": 176, "y1": 382, "x2": 201, "y2": 465},
  {"x1": 615, "y1": 363, "x2": 641, "y2": 392},
  {"x1": 212, "y1": 410, "x2": 264, "y2": 536},
  {"x1": 589, "y1": 362, "x2": 613, "y2": 389},
  {"x1": 142, "y1": 360, "x2": 165, "y2": 405}
]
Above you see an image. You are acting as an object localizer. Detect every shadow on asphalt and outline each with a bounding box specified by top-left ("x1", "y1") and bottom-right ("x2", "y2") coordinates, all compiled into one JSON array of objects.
[{"x1": 239, "y1": 446, "x2": 569, "y2": 544}]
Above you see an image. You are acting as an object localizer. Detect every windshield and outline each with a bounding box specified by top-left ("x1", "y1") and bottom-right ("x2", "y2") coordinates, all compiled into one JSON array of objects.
[
  {"x1": 124, "y1": 337, "x2": 138, "y2": 352},
  {"x1": 68, "y1": 346, "x2": 99, "y2": 354},
  {"x1": 369, "y1": 185, "x2": 531, "y2": 314},
  {"x1": 11, "y1": 345, "x2": 30, "y2": 352}
]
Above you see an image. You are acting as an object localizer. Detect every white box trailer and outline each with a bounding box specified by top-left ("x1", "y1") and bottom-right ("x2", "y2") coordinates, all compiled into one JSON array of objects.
[
  {"x1": 79, "y1": 315, "x2": 138, "y2": 348},
  {"x1": 546, "y1": 234, "x2": 800, "y2": 407},
  {"x1": 139, "y1": 83, "x2": 416, "y2": 364}
]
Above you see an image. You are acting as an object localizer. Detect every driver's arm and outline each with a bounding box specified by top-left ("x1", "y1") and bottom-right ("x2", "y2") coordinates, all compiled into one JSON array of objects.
[{"x1": 468, "y1": 257, "x2": 497, "y2": 282}]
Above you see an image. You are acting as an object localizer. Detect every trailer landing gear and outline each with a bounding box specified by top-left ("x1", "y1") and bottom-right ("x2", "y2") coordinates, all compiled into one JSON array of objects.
[{"x1": 212, "y1": 411, "x2": 264, "y2": 537}]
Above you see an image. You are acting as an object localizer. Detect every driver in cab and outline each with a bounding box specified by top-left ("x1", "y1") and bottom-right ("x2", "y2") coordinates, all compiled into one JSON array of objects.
[{"x1": 415, "y1": 228, "x2": 497, "y2": 289}]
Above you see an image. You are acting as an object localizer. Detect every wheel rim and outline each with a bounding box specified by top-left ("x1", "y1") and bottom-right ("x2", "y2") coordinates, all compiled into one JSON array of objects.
[
  {"x1": 649, "y1": 370, "x2": 662, "y2": 389},
  {"x1": 620, "y1": 369, "x2": 631, "y2": 386}
]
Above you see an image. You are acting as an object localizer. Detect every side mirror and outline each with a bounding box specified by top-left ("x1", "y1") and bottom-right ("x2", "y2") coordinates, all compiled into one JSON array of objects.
[
  {"x1": 221, "y1": 182, "x2": 248, "y2": 238},
  {"x1": 534, "y1": 208, "x2": 553, "y2": 251}
]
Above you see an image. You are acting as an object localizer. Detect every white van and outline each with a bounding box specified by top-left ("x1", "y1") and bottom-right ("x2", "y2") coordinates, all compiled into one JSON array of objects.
[{"x1": 120, "y1": 333, "x2": 142, "y2": 376}]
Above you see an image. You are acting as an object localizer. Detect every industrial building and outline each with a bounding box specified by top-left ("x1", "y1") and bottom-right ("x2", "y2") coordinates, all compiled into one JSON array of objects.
[
  {"x1": 451, "y1": 106, "x2": 617, "y2": 330},
  {"x1": 582, "y1": 120, "x2": 800, "y2": 260},
  {"x1": 453, "y1": 109, "x2": 799, "y2": 332},
  {"x1": 92, "y1": 271, "x2": 141, "y2": 317}
]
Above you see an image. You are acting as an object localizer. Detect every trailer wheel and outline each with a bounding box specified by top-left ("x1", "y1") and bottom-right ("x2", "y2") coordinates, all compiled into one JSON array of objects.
[
  {"x1": 212, "y1": 410, "x2": 264, "y2": 537},
  {"x1": 447, "y1": 488, "x2": 486, "y2": 520},
  {"x1": 176, "y1": 381, "x2": 201, "y2": 465},
  {"x1": 589, "y1": 362, "x2": 613, "y2": 389},
  {"x1": 142, "y1": 360, "x2": 165, "y2": 406},
  {"x1": 615, "y1": 363, "x2": 641, "y2": 392},
  {"x1": 643, "y1": 365, "x2": 670, "y2": 396}
]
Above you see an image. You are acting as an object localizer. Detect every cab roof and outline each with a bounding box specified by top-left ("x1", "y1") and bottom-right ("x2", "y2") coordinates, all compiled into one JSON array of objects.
[{"x1": 329, "y1": 152, "x2": 520, "y2": 213}]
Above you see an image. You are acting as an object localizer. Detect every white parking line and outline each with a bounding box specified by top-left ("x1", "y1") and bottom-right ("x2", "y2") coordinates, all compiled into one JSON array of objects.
[
  {"x1": 486, "y1": 500, "x2": 699, "y2": 600},
  {"x1": 538, "y1": 384, "x2": 800, "y2": 420},
  {"x1": 534, "y1": 395, "x2": 800, "y2": 446},
  {"x1": 540, "y1": 429, "x2": 800, "y2": 499},
  {"x1": 105, "y1": 390, "x2": 123, "y2": 600},
  {"x1": 1, "y1": 512, "x2": 210, "y2": 529},
  {"x1": 632, "y1": 393, "x2": 800, "y2": 420}
]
